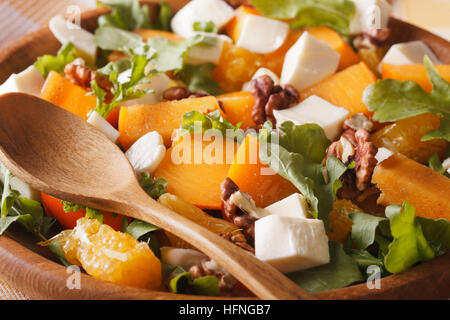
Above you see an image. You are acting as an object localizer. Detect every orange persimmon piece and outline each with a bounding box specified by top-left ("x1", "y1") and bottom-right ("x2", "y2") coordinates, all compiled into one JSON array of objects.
[
  {"x1": 300, "y1": 62, "x2": 377, "y2": 118},
  {"x1": 382, "y1": 63, "x2": 450, "y2": 92},
  {"x1": 227, "y1": 135, "x2": 297, "y2": 208},
  {"x1": 118, "y1": 96, "x2": 220, "y2": 149},
  {"x1": 372, "y1": 153, "x2": 450, "y2": 220},
  {"x1": 305, "y1": 27, "x2": 360, "y2": 70},
  {"x1": 153, "y1": 134, "x2": 238, "y2": 210},
  {"x1": 134, "y1": 29, "x2": 183, "y2": 41},
  {"x1": 217, "y1": 91, "x2": 256, "y2": 129},
  {"x1": 40, "y1": 71, "x2": 96, "y2": 120}
]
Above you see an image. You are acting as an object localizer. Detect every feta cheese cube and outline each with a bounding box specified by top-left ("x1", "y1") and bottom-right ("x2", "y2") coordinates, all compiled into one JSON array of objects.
[
  {"x1": 264, "y1": 193, "x2": 309, "y2": 219},
  {"x1": 350, "y1": 0, "x2": 393, "y2": 35},
  {"x1": 185, "y1": 32, "x2": 232, "y2": 65},
  {"x1": 160, "y1": 247, "x2": 207, "y2": 271},
  {"x1": 120, "y1": 73, "x2": 173, "y2": 106},
  {"x1": 125, "y1": 131, "x2": 166, "y2": 174},
  {"x1": 242, "y1": 67, "x2": 280, "y2": 91},
  {"x1": 280, "y1": 32, "x2": 340, "y2": 92},
  {"x1": 171, "y1": 0, "x2": 235, "y2": 39},
  {"x1": 235, "y1": 15, "x2": 289, "y2": 54},
  {"x1": 375, "y1": 147, "x2": 394, "y2": 163},
  {"x1": 273, "y1": 95, "x2": 349, "y2": 141},
  {"x1": 381, "y1": 40, "x2": 442, "y2": 66},
  {"x1": 87, "y1": 111, "x2": 120, "y2": 143},
  {"x1": 49, "y1": 15, "x2": 97, "y2": 65},
  {"x1": 442, "y1": 157, "x2": 450, "y2": 175},
  {"x1": 0, "y1": 66, "x2": 44, "y2": 96},
  {"x1": 255, "y1": 215, "x2": 330, "y2": 273}
]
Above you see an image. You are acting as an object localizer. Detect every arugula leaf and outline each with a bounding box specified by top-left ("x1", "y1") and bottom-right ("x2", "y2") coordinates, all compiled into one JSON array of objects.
[
  {"x1": 181, "y1": 110, "x2": 244, "y2": 142},
  {"x1": 287, "y1": 242, "x2": 363, "y2": 293},
  {"x1": 140, "y1": 172, "x2": 168, "y2": 199},
  {"x1": 124, "y1": 219, "x2": 159, "y2": 240},
  {"x1": 193, "y1": 21, "x2": 217, "y2": 33},
  {"x1": 61, "y1": 200, "x2": 104, "y2": 224},
  {"x1": 363, "y1": 56, "x2": 450, "y2": 142},
  {"x1": 169, "y1": 271, "x2": 220, "y2": 296},
  {"x1": 179, "y1": 63, "x2": 223, "y2": 95},
  {"x1": 34, "y1": 42, "x2": 78, "y2": 78},
  {"x1": 350, "y1": 212, "x2": 387, "y2": 250},
  {"x1": 155, "y1": 1, "x2": 173, "y2": 31},
  {"x1": 249, "y1": 0, "x2": 356, "y2": 36},
  {"x1": 384, "y1": 202, "x2": 435, "y2": 273},
  {"x1": 259, "y1": 122, "x2": 348, "y2": 227},
  {"x1": 347, "y1": 248, "x2": 385, "y2": 272},
  {"x1": 417, "y1": 217, "x2": 450, "y2": 256},
  {"x1": 98, "y1": 0, "x2": 152, "y2": 30}
]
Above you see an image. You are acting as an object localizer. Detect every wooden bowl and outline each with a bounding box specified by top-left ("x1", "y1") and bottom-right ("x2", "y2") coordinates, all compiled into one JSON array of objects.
[{"x1": 0, "y1": 0, "x2": 449, "y2": 300}]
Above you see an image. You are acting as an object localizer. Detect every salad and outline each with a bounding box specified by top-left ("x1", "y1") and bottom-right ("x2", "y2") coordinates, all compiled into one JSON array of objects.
[{"x1": 0, "y1": 0, "x2": 449, "y2": 298}]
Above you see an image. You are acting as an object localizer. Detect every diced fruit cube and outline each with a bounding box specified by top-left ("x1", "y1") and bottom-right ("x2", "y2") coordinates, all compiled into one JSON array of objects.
[
  {"x1": 255, "y1": 215, "x2": 330, "y2": 273},
  {"x1": 382, "y1": 63, "x2": 450, "y2": 93},
  {"x1": 273, "y1": 95, "x2": 349, "y2": 141},
  {"x1": 118, "y1": 96, "x2": 221, "y2": 149},
  {"x1": 300, "y1": 62, "x2": 377, "y2": 118},
  {"x1": 0, "y1": 65, "x2": 44, "y2": 96},
  {"x1": 264, "y1": 193, "x2": 310, "y2": 219},
  {"x1": 154, "y1": 134, "x2": 238, "y2": 210},
  {"x1": 87, "y1": 111, "x2": 120, "y2": 143},
  {"x1": 160, "y1": 246, "x2": 207, "y2": 271},
  {"x1": 125, "y1": 131, "x2": 166, "y2": 174},
  {"x1": 381, "y1": 40, "x2": 441, "y2": 66},
  {"x1": 372, "y1": 153, "x2": 450, "y2": 220},
  {"x1": 280, "y1": 32, "x2": 340, "y2": 92},
  {"x1": 45, "y1": 217, "x2": 162, "y2": 289},
  {"x1": 170, "y1": 0, "x2": 235, "y2": 38},
  {"x1": 226, "y1": 5, "x2": 261, "y2": 43},
  {"x1": 227, "y1": 135, "x2": 297, "y2": 207},
  {"x1": 217, "y1": 91, "x2": 256, "y2": 129},
  {"x1": 186, "y1": 33, "x2": 232, "y2": 65},
  {"x1": 371, "y1": 113, "x2": 448, "y2": 163}
]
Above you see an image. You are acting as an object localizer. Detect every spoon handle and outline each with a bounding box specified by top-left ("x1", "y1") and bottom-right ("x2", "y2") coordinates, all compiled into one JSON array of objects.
[{"x1": 116, "y1": 189, "x2": 315, "y2": 300}]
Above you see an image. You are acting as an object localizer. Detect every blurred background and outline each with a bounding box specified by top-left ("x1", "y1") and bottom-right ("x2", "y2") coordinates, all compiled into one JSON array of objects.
[{"x1": 0, "y1": 0, "x2": 449, "y2": 51}]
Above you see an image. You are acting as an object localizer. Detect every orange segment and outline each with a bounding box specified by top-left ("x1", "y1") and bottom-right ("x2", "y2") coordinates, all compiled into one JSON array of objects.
[
  {"x1": 227, "y1": 135, "x2": 297, "y2": 208},
  {"x1": 327, "y1": 200, "x2": 361, "y2": 243},
  {"x1": 382, "y1": 63, "x2": 450, "y2": 93},
  {"x1": 372, "y1": 153, "x2": 450, "y2": 220},
  {"x1": 40, "y1": 71, "x2": 96, "y2": 120},
  {"x1": 118, "y1": 96, "x2": 220, "y2": 149},
  {"x1": 47, "y1": 218, "x2": 162, "y2": 289},
  {"x1": 218, "y1": 91, "x2": 256, "y2": 129},
  {"x1": 153, "y1": 134, "x2": 238, "y2": 210},
  {"x1": 300, "y1": 62, "x2": 377, "y2": 118},
  {"x1": 371, "y1": 113, "x2": 448, "y2": 163}
]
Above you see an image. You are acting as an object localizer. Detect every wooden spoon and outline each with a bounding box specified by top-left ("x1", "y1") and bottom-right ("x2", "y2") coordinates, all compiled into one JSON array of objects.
[{"x1": 0, "y1": 92, "x2": 314, "y2": 300}]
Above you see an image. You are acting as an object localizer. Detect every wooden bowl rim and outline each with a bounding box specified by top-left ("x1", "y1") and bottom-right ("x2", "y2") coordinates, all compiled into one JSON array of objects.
[{"x1": 0, "y1": 1, "x2": 449, "y2": 300}]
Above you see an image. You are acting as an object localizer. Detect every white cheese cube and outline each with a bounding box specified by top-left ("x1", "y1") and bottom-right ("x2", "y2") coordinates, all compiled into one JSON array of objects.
[
  {"x1": 242, "y1": 67, "x2": 280, "y2": 91},
  {"x1": 280, "y1": 32, "x2": 340, "y2": 92},
  {"x1": 171, "y1": 0, "x2": 235, "y2": 39},
  {"x1": 160, "y1": 247, "x2": 207, "y2": 271},
  {"x1": 229, "y1": 191, "x2": 270, "y2": 219},
  {"x1": 235, "y1": 15, "x2": 289, "y2": 54},
  {"x1": 350, "y1": 0, "x2": 392, "y2": 35},
  {"x1": 125, "y1": 131, "x2": 166, "y2": 174},
  {"x1": 120, "y1": 73, "x2": 172, "y2": 106},
  {"x1": 0, "y1": 66, "x2": 44, "y2": 96},
  {"x1": 381, "y1": 40, "x2": 442, "y2": 66},
  {"x1": 273, "y1": 95, "x2": 349, "y2": 141},
  {"x1": 0, "y1": 174, "x2": 40, "y2": 202},
  {"x1": 264, "y1": 193, "x2": 309, "y2": 219},
  {"x1": 255, "y1": 215, "x2": 330, "y2": 273},
  {"x1": 87, "y1": 111, "x2": 120, "y2": 143},
  {"x1": 375, "y1": 147, "x2": 394, "y2": 163},
  {"x1": 442, "y1": 157, "x2": 450, "y2": 175},
  {"x1": 49, "y1": 15, "x2": 97, "y2": 65},
  {"x1": 185, "y1": 32, "x2": 232, "y2": 65}
]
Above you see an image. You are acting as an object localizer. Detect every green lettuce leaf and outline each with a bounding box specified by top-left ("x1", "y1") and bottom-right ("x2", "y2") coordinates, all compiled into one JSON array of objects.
[
  {"x1": 417, "y1": 217, "x2": 450, "y2": 256},
  {"x1": 124, "y1": 219, "x2": 159, "y2": 240},
  {"x1": 384, "y1": 202, "x2": 435, "y2": 273},
  {"x1": 287, "y1": 242, "x2": 363, "y2": 293},
  {"x1": 350, "y1": 212, "x2": 387, "y2": 249},
  {"x1": 179, "y1": 63, "x2": 223, "y2": 95},
  {"x1": 363, "y1": 56, "x2": 450, "y2": 142},
  {"x1": 169, "y1": 271, "x2": 220, "y2": 296},
  {"x1": 98, "y1": 0, "x2": 152, "y2": 30},
  {"x1": 249, "y1": 0, "x2": 356, "y2": 35},
  {"x1": 61, "y1": 200, "x2": 104, "y2": 224},
  {"x1": 94, "y1": 26, "x2": 143, "y2": 52},
  {"x1": 34, "y1": 42, "x2": 78, "y2": 77}
]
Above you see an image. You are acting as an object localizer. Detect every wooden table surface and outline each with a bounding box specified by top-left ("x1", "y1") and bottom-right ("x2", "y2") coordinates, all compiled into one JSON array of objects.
[{"x1": 0, "y1": 0, "x2": 449, "y2": 300}]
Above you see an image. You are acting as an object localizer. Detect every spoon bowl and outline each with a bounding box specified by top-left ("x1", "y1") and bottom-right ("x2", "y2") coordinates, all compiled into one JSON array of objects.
[{"x1": 0, "y1": 92, "x2": 314, "y2": 300}]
